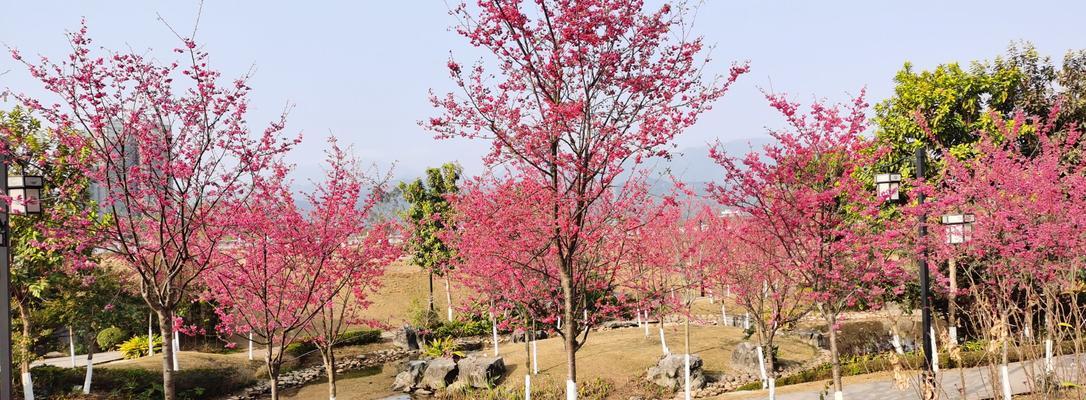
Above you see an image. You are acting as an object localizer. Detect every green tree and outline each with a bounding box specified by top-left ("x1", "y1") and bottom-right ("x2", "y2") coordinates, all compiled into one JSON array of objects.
[
  {"x1": 2, "y1": 107, "x2": 109, "y2": 393},
  {"x1": 873, "y1": 61, "x2": 1020, "y2": 176},
  {"x1": 989, "y1": 41, "x2": 1086, "y2": 132},
  {"x1": 399, "y1": 163, "x2": 461, "y2": 322}
]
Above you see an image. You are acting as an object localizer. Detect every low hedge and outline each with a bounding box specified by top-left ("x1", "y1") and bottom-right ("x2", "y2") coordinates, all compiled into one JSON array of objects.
[
  {"x1": 26, "y1": 365, "x2": 252, "y2": 399},
  {"x1": 736, "y1": 340, "x2": 1081, "y2": 391},
  {"x1": 284, "y1": 328, "x2": 382, "y2": 358}
]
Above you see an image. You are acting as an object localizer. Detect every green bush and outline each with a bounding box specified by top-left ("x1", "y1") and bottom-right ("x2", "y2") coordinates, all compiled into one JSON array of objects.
[
  {"x1": 431, "y1": 319, "x2": 488, "y2": 338},
  {"x1": 119, "y1": 334, "x2": 163, "y2": 359},
  {"x1": 286, "y1": 328, "x2": 382, "y2": 358},
  {"x1": 284, "y1": 340, "x2": 317, "y2": 358},
  {"x1": 337, "y1": 329, "x2": 381, "y2": 347},
  {"x1": 96, "y1": 326, "x2": 127, "y2": 350},
  {"x1": 25, "y1": 365, "x2": 252, "y2": 399},
  {"x1": 423, "y1": 337, "x2": 464, "y2": 358}
]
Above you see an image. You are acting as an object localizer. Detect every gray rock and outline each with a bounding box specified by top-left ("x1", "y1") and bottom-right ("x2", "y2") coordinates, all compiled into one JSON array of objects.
[
  {"x1": 420, "y1": 358, "x2": 458, "y2": 390},
  {"x1": 393, "y1": 325, "x2": 420, "y2": 351},
  {"x1": 646, "y1": 353, "x2": 706, "y2": 391},
  {"x1": 392, "y1": 360, "x2": 428, "y2": 392},
  {"x1": 456, "y1": 356, "x2": 505, "y2": 388},
  {"x1": 731, "y1": 342, "x2": 762, "y2": 373},
  {"x1": 599, "y1": 320, "x2": 638, "y2": 330}
]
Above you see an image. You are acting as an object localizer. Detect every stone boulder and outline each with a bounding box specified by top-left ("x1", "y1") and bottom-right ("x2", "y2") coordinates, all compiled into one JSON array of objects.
[
  {"x1": 391, "y1": 360, "x2": 427, "y2": 392},
  {"x1": 393, "y1": 325, "x2": 419, "y2": 351},
  {"x1": 511, "y1": 330, "x2": 548, "y2": 342},
  {"x1": 598, "y1": 320, "x2": 639, "y2": 330},
  {"x1": 420, "y1": 358, "x2": 458, "y2": 390},
  {"x1": 456, "y1": 356, "x2": 506, "y2": 388},
  {"x1": 731, "y1": 342, "x2": 762, "y2": 373},
  {"x1": 647, "y1": 353, "x2": 706, "y2": 391}
]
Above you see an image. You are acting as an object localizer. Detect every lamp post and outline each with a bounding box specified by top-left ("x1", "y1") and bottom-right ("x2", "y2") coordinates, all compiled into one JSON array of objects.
[
  {"x1": 913, "y1": 147, "x2": 937, "y2": 399},
  {"x1": 878, "y1": 147, "x2": 935, "y2": 398},
  {"x1": 1, "y1": 151, "x2": 46, "y2": 399},
  {"x1": 941, "y1": 213, "x2": 973, "y2": 346},
  {"x1": 1, "y1": 151, "x2": 11, "y2": 400}
]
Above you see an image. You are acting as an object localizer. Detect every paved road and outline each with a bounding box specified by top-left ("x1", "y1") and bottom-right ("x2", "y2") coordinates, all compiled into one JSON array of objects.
[
  {"x1": 31, "y1": 351, "x2": 124, "y2": 368},
  {"x1": 720, "y1": 354, "x2": 1086, "y2": 400}
]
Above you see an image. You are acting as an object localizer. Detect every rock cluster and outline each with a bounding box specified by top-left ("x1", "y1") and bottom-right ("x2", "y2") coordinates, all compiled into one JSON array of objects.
[
  {"x1": 392, "y1": 356, "x2": 505, "y2": 394},
  {"x1": 226, "y1": 348, "x2": 410, "y2": 400},
  {"x1": 646, "y1": 353, "x2": 707, "y2": 391}
]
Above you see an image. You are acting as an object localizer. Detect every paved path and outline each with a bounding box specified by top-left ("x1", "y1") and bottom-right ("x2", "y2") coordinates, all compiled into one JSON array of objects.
[
  {"x1": 31, "y1": 351, "x2": 124, "y2": 368},
  {"x1": 720, "y1": 354, "x2": 1086, "y2": 400}
]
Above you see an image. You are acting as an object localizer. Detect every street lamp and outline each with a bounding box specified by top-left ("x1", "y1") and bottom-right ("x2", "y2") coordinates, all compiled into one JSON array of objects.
[
  {"x1": 941, "y1": 214, "x2": 974, "y2": 245},
  {"x1": 1, "y1": 157, "x2": 47, "y2": 399},
  {"x1": 878, "y1": 146, "x2": 936, "y2": 399},
  {"x1": 7, "y1": 174, "x2": 45, "y2": 215},
  {"x1": 941, "y1": 213, "x2": 973, "y2": 346},
  {"x1": 875, "y1": 173, "x2": 902, "y2": 201}
]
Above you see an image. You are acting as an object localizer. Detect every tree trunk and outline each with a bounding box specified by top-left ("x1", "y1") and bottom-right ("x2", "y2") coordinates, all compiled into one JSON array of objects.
[
  {"x1": 266, "y1": 346, "x2": 281, "y2": 400},
  {"x1": 559, "y1": 265, "x2": 577, "y2": 392},
  {"x1": 82, "y1": 335, "x2": 95, "y2": 395},
  {"x1": 827, "y1": 313, "x2": 843, "y2": 399},
  {"x1": 321, "y1": 348, "x2": 338, "y2": 400},
  {"x1": 428, "y1": 270, "x2": 435, "y2": 314},
  {"x1": 16, "y1": 301, "x2": 33, "y2": 400},
  {"x1": 948, "y1": 258, "x2": 958, "y2": 344},
  {"x1": 444, "y1": 276, "x2": 454, "y2": 321},
  {"x1": 156, "y1": 309, "x2": 178, "y2": 400}
]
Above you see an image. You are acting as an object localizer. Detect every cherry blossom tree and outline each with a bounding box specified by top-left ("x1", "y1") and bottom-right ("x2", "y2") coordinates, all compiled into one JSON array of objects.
[
  {"x1": 428, "y1": 1, "x2": 746, "y2": 392},
  {"x1": 709, "y1": 92, "x2": 907, "y2": 399},
  {"x1": 716, "y1": 217, "x2": 810, "y2": 394},
  {"x1": 919, "y1": 107, "x2": 1086, "y2": 399},
  {"x1": 9, "y1": 24, "x2": 298, "y2": 399}
]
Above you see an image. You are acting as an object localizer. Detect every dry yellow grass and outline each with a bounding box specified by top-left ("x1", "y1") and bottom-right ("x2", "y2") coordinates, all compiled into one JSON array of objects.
[
  {"x1": 360, "y1": 262, "x2": 470, "y2": 327},
  {"x1": 283, "y1": 324, "x2": 818, "y2": 399}
]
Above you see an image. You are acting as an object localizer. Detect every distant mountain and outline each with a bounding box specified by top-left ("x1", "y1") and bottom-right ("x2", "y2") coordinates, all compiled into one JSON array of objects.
[{"x1": 641, "y1": 137, "x2": 773, "y2": 196}]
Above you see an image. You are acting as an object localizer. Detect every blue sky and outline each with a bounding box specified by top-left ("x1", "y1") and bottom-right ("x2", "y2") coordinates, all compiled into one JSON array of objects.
[{"x1": 3, "y1": 1, "x2": 1084, "y2": 184}]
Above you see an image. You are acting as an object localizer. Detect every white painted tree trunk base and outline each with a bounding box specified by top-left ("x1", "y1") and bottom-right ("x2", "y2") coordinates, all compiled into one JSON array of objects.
[
  {"x1": 82, "y1": 357, "x2": 93, "y2": 394},
  {"x1": 659, "y1": 327, "x2": 669, "y2": 355},
  {"x1": 1045, "y1": 339, "x2": 1054, "y2": 373},
  {"x1": 949, "y1": 326, "x2": 958, "y2": 345},
  {"x1": 22, "y1": 371, "x2": 34, "y2": 400},
  {"x1": 1000, "y1": 364, "x2": 1012, "y2": 400},
  {"x1": 492, "y1": 324, "x2": 500, "y2": 356},
  {"x1": 566, "y1": 379, "x2": 577, "y2": 400},
  {"x1": 929, "y1": 327, "x2": 939, "y2": 374},
  {"x1": 248, "y1": 332, "x2": 254, "y2": 361},
  {"x1": 768, "y1": 378, "x2": 776, "y2": 400},
  {"x1": 524, "y1": 374, "x2": 531, "y2": 400},
  {"x1": 891, "y1": 332, "x2": 904, "y2": 354},
  {"x1": 69, "y1": 326, "x2": 77, "y2": 367},
  {"x1": 833, "y1": 390, "x2": 843, "y2": 400},
  {"x1": 531, "y1": 340, "x2": 539, "y2": 375},
  {"x1": 756, "y1": 345, "x2": 768, "y2": 389},
  {"x1": 683, "y1": 353, "x2": 691, "y2": 400},
  {"x1": 173, "y1": 335, "x2": 181, "y2": 371}
]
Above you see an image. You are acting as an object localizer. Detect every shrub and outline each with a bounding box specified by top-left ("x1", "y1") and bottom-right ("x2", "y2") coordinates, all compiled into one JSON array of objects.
[
  {"x1": 26, "y1": 365, "x2": 252, "y2": 399},
  {"x1": 284, "y1": 340, "x2": 317, "y2": 358},
  {"x1": 423, "y1": 337, "x2": 464, "y2": 358},
  {"x1": 96, "y1": 326, "x2": 127, "y2": 350},
  {"x1": 336, "y1": 329, "x2": 381, "y2": 347},
  {"x1": 119, "y1": 334, "x2": 163, "y2": 359}
]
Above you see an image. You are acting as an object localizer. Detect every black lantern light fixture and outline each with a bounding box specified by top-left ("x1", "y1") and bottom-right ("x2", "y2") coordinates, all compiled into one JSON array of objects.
[
  {"x1": 7, "y1": 174, "x2": 44, "y2": 215},
  {"x1": 941, "y1": 213, "x2": 975, "y2": 244},
  {"x1": 875, "y1": 173, "x2": 902, "y2": 202}
]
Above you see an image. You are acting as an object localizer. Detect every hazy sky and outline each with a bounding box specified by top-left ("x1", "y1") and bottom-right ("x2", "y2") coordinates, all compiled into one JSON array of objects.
[{"x1": 3, "y1": 1, "x2": 1084, "y2": 183}]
